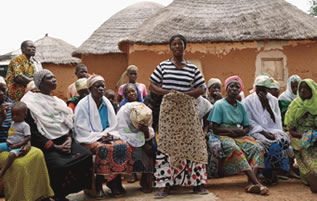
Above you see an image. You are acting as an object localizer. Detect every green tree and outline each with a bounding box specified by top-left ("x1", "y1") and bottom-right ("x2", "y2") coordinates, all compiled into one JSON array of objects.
[{"x1": 310, "y1": 0, "x2": 317, "y2": 16}]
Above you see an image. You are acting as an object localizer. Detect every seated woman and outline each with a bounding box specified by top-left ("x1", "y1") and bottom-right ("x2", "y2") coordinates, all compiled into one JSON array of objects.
[
  {"x1": 0, "y1": 76, "x2": 54, "y2": 201},
  {"x1": 207, "y1": 78, "x2": 223, "y2": 104},
  {"x1": 21, "y1": 69, "x2": 93, "y2": 201},
  {"x1": 117, "y1": 102, "x2": 155, "y2": 193},
  {"x1": 67, "y1": 77, "x2": 89, "y2": 112},
  {"x1": 208, "y1": 76, "x2": 268, "y2": 195},
  {"x1": 75, "y1": 75, "x2": 139, "y2": 198},
  {"x1": 285, "y1": 79, "x2": 317, "y2": 193},
  {"x1": 279, "y1": 75, "x2": 301, "y2": 125},
  {"x1": 243, "y1": 75, "x2": 291, "y2": 185}
]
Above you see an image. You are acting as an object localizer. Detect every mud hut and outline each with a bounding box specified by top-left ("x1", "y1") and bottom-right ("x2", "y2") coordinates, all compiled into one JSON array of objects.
[
  {"x1": 72, "y1": 1, "x2": 164, "y2": 92},
  {"x1": 34, "y1": 34, "x2": 81, "y2": 100},
  {"x1": 119, "y1": 0, "x2": 317, "y2": 93}
]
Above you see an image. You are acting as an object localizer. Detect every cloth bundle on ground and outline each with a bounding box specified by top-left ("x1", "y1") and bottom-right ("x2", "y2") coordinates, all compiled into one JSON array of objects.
[{"x1": 158, "y1": 91, "x2": 208, "y2": 169}]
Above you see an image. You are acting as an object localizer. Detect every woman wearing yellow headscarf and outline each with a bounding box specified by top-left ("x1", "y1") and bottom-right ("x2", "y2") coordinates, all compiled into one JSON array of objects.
[{"x1": 285, "y1": 79, "x2": 317, "y2": 193}]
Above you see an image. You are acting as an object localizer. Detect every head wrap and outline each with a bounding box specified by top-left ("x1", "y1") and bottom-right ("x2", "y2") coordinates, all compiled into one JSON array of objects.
[
  {"x1": 87, "y1": 75, "x2": 104, "y2": 90},
  {"x1": 33, "y1": 69, "x2": 52, "y2": 89},
  {"x1": 270, "y1": 79, "x2": 280, "y2": 89},
  {"x1": 169, "y1": 34, "x2": 187, "y2": 49},
  {"x1": 75, "y1": 78, "x2": 88, "y2": 92},
  {"x1": 0, "y1": 76, "x2": 6, "y2": 85},
  {"x1": 208, "y1": 78, "x2": 222, "y2": 88},
  {"x1": 279, "y1": 75, "x2": 301, "y2": 102},
  {"x1": 130, "y1": 103, "x2": 153, "y2": 129},
  {"x1": 224, "y1": 75, "x2": 244, "y2": 92},
  {"x1": 285, "y1": 79, "x2": 317, "y2": 126},
  {"x1": 254, "y1": 74, "x2": 273, "y2": 88}
]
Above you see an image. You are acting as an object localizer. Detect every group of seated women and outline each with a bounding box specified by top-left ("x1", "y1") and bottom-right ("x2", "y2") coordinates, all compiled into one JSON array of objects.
[{"x1": 0, "y1": 34, "x2": 316, "y2": 201}]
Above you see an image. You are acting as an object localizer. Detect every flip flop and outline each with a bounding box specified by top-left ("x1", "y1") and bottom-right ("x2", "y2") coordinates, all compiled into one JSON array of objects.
[
  {"x1": 245, "y1": 184, "x2": 261, "y2": 194},
  {"x1": 260, "y1": 186, "x2": 269, "y2": 195},
  {"x1": 193, "y1": 187, "x2": 209, "y2": 195},
  {"x1": 154, "y1": 191, "x2": 168, "y2": 199}
]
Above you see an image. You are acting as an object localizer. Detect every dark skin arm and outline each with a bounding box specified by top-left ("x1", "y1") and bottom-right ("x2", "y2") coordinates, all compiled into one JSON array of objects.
[
  {"x1": 0, "y1": 104, "x2": 10, "y2": 125},
  {"x1": 8, "y1": 136, "x2": 31, "y2": 149},
  {"x1": 289, "y1": 127, "x2": 303, "y2": 139},
  {"x1": 138, "y1": 124, "x2": 150, "y2": 139},
  {"x1": 149, "y1": 81, "x2": 205, "y2": 98},
  {"x1": 14, "y1": 75, "x2": 32, "y2": 86},
  {"x1": 260, "y1": 130, "x2": 275, "y2": 140},
  {"x1": 212, "y1": 122, "x2": 249, "y2": 138}
]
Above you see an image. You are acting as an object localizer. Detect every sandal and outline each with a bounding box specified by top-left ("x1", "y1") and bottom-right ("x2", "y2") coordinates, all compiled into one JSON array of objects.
[
  {"x1": 154, "y1": 191, "x2": 168, "y2": 199},
  {"x1": 245, "y1": 184, "x2": 261, "y2": 194},
  {"x1": 193, "y1": 186, "x2": 209, "y2": 195},
  {"x1": 260, "y1": 186, "x2": 269, "y2": 195}
]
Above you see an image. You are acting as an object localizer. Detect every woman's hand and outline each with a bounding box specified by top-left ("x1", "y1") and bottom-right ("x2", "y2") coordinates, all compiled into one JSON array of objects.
[
  {"x1": 260, "y1": 130, "x2": 275, "y2": 140},
  {"x1": 289, "y1": 128, "x2": 303, "y2": 139},
  {"x1": 101, "y1": 134, "x2": 113, "y2": 144},
  {"x1": 0, "y1": 104, "x2": 10, "y2": 124},
  {"x1": 138, "y1": 124, "x2": 150, "y2": 139}
]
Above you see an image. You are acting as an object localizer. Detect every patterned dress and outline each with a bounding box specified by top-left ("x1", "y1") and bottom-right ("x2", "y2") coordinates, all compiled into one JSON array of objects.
[
  {"x1": 208, "y1": 99, "x2": 265, "y2": 175},
  {"x1": 290, "y1": 113, "x2": 317, "y2": 185},
  {"x1": 6, "y1": 55, "x2": 35, "y2": 102}
]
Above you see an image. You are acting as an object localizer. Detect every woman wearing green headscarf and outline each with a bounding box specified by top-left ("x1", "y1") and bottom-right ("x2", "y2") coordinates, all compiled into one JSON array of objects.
[{"x1": 285, "y1": 79, "x2": 317, "y2": 193}]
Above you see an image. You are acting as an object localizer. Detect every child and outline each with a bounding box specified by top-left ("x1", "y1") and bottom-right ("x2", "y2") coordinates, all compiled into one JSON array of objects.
[
  {"x1": 67, "y1": 64, "x2": 89, "y2": 99},
  {"x1": 0, "y1": 102, "x2": 31, "y2": 178},
  {"x1": 67, "y1": 78, "x2": 89, "y2": 112},
  {"x1": 105, "y1": 89, "x2": 119, "y2": 113},
  {"x1": 117, "y1": 65, "x2": 147, "y2": 103}
]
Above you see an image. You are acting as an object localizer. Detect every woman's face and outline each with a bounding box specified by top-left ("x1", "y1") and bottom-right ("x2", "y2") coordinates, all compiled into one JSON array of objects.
[
  {"x1": 299, "y1": 82, "x2": 312, "y2": 100},
  {"x1": 209, "y1": 83, "x2": 221, "y2": 97},
  {"x1": 127, "y1": 69, "x2": 138, "y2": 83},
  {"x1": 291, "y1": 81, "x2": 299, "y2": 95},
  {"x1": 256, "y1": 86, "x2": 268, "y2": 96},
  {"x1": 226, "y1": 81, "x2": 240, "y2": 98},
  {"x1": 125, "y1": 86, "x2": 138, "y2": 102},
  {"x1": 90, "y1": 80, "x2": 105, "y2": 99},
  {"x1": 0, "y1": 83, "x2": 6, "y2": 104},
  {"x1": 170, "y1": 38, "x2": 185, "y2": 57},
  {"x1": 40, "y1": 72, "x2": 57, "y2": 92}
]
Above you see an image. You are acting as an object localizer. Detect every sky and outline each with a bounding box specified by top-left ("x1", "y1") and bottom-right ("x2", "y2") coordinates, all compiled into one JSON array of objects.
[{"x1": 0, "y1": 0, "x2": 312, "y2": 55}]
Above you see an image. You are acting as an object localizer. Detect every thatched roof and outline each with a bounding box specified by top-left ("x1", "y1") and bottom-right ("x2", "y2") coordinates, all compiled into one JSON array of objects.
[
  {"x1": 72, "y1": 1, "x2": 164, "y2": 57},
  {"x1": 119, "y1": 0, "x2": 317, "y2": 49},
  {"x1": 34, "y1": 34, "x2": 81, "y2": 64}
]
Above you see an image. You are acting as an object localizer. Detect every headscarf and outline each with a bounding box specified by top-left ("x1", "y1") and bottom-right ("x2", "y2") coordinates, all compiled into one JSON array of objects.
[
  {"x1": 119, "y1": 83, "x2": 143, "y2": 109},
  {"x1": 224, "y1": 75, "x2": 244, "y2": 92},
  {"x1": 75, "y1": 78, "x2": 88, "y2": 92},
  {"x1": 207, "y1": 78, "x2": 222, "y2": 88},
  {"x1": 0, "y1": 76, "x2": 6, "y2": 85},
  {"x1": 33, "y1": 69, "x2": 52, "y2": 89},
  {"x1": 279, "y1": 75, "x2": 301, "y2": 102},
  {"x1": 254, "y1": 74, "x2": 273, "y2": 88},
  {"x1": 116, "y1": 65, "x2": 139, "y2": 87},
  {"x1": 285, "y1": 79, "x2": 317, "y2": 126},
  {"x1": 270, "y1": 80, "x2": 280, "y2": 90},
  {"x1": 169, "y1": 34, "x2": 187, "y2": 49},
  {"x1": 87, "y1": 75, "x2": 104, "y2": 90}
]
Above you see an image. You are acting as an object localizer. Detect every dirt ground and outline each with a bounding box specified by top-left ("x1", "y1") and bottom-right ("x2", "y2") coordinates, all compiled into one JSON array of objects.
[{"x1": 63, "y1": 174, "x2": 317, "y2": 201}]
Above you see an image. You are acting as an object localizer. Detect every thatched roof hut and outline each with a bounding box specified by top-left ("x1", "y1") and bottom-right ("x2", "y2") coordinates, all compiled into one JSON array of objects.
[
  {"x1": 119, "y1": 0, "x2": 317, "y2": 49},
  {"x1": 118, "y1": 0, "x2": 317, "y2": 94},
  {"x1": 73, "y1": 1, "x2": 164, "y2": 57},
  {"x1": 35, "y1": 34, "x2": 81, "y2": 64}
]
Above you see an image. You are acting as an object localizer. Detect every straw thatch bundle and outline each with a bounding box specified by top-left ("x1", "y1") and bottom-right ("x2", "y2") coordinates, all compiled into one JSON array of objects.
[
  {"x1": 34, "y1": 34, "x2": 81, "y2": 64},
  {"x1": 72, "y1": 1, "x2": 163, "y2": 57},
  {"x1": 119, "y1": 0, "x2": 317, "y2": 48}
]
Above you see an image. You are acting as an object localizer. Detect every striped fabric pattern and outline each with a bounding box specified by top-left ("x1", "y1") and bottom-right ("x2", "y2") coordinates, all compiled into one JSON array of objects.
[
  {"x1": 150, "y1": 59, "x2": 206, "y2": 92},
  {"x1": 0, "y1": 98, "x2": 13, "y2": 142}
]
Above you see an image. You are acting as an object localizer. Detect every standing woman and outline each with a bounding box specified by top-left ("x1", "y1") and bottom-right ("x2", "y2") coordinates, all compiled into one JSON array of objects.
[
  {"x1": 22, "y1": 70, "x2": 93, "y2": 201},
  {"x1": 150, "y1": 34, "x2": 209, "y2": 198},
  {"x1": 0, "y1": 76, "x2": 54, "y2": 201},
  {"x1": 285, "y1": 79, "x2": 317, "y2": 192},
  {"x1": 117, "y1": 65, "x2": 147, "y2": 103},
  {"x1": 208, "y1": 77, "x2": 269, "y2": 195}
]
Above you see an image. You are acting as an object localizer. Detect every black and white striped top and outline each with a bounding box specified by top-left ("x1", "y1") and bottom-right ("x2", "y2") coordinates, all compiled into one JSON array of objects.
[{"x1": 150, "y1": 59, "x2": 206, "y2": 92}]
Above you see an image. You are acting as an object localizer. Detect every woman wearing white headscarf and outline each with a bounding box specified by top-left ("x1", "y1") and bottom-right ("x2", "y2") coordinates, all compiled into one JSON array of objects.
[
  {"x1": 22, "y1": 69, "x2": 93, "y2": 201},
  {"x1": 279, "y1": 75, "x2": 301, "y2": 124},
  {"x1": 243, "y1": 75, "x2": 291, "y2": 185}
]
